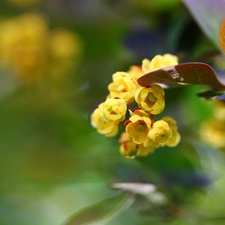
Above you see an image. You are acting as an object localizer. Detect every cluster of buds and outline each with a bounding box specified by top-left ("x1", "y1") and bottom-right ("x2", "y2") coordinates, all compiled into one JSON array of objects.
[
  {"x1": 91, "y1": 54, "x2": 181, "y2": 158},
  {"x1": 0, "y1": 13, "x2": 81, "y2": 83}
]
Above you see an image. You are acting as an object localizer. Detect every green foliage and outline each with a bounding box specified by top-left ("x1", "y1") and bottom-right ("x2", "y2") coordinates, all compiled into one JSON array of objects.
[
  {"x1": 0, "y1": 0, "x2": 225, "y2": 225},
  {"x1": 63, "y1": 193, "x2": 134, "y2": 225}
]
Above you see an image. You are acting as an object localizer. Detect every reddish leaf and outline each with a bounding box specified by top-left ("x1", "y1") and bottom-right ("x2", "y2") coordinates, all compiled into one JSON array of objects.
[
  {"x1": 219, "y1": 18, "x2": 225, "y2": 53},
  {"x1": 138, "y1": 62, "x2": 225, "y2": 90}
]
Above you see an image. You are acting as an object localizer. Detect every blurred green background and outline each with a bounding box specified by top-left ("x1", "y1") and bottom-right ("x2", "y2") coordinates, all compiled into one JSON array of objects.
[{"x1": 0, "y1": 0, "x2": 225, "y2": 224}]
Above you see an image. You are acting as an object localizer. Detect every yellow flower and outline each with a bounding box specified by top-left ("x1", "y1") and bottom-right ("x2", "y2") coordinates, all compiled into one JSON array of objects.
[
  {"x1": 125, "y1": 110, "x2": 152, "y2": 144},
  {"x1": 200, "y1": 120, "x2": 225, "y2": 149},
  {"x1": 0, "y1": 13, "x2": 82, "y2": 84},
  {"x1": 135, "y1": 84, "x2": 165, "y2": 115},
  {"x1": 142, "y1": 58, "x2": 152, "y2": 74},
  {"x1": 119, "y1": 140, "x2": 138, "y2": 159},
  {"x1": 127, "y1": 65, "x2": 143, "y2": 81},
  {"x1": 102, "y1": 98, "x2": 127, "y2": 122},
  {"x1": 119, "y1": 131, "x2": 130, "y2": 143},
  {"x1": 119, "y1": 131, "x2": 154, "y2": 157},
  {"x1": 214, "y1": 103, "x2": 225, "y2": 121},
  {"x1": 90, "y1": 54, "x2": 181, "y2": 158},
  {"x1": 0, "y1": 13, "x2": 48, "y2": 79},
  {"x1": 148, "y1": 120, "x2": 172, "y2": 147},
  {"x1": 149, "y1": 54, "x2": 178, "y2": 71},
  {"x1": 137, "y1": 142, "x2": 155, "y2": 157},
  {"x1": 119, "y1": 132, "x2": 138, "y2": 158},
  {"x1": 91, "y1": 103, "x2": 119, "y2": 137},
  {"x1": 162, "y1": 116, "x2": 181, "y2": 147},
  {"x1": 142, "y1": 54, "x2": 178, "y2": 73},
  {"x1": 108, "y1": 72, "x2": 137, "y2": 103},
  {"x1": 199, "y1": 102, "x2": 225, "y2": 149}
]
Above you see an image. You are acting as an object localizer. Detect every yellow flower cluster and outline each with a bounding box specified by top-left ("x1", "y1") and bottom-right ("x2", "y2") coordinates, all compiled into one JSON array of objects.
[
  {"x1": 0, "y1": 13, "x2": 82, "y2": 83},
  {"x1": 200, "y1": 102, "x2": 225, "y2": 149},
  {"x1": 91, "y1": 54, "x2": 181, "y2": 158}
]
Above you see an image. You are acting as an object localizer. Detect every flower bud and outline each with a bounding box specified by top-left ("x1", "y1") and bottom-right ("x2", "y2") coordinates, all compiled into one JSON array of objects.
[{"x1": 120, "y1": 140, "x2": 138, "y2": 159}]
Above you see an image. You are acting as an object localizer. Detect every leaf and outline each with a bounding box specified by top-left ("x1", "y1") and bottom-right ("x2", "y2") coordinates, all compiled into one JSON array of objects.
[
  {"x1": 219, "y1": 18, "x2": 225, "y2": 53},
  {"x1": 183, "y1": 0, "x2": 225, "y2": 50},
  {"x1": 63, "y1": 193, "x2": 134, "y2": 225},
  {"x1": 138, "y1": 62, "x2": 225, "y2": 90},
  {"x1": 197, "y1": 90, "x2": 224, "y2": 99},
  {"x1": 111, "y1": 183, "x2": 166, "y2": 205},
  {"x1": 215, "y1": 93, "x2": 225, "y2": 101},
  {"x1": 191, "y1": 140, "x2": 225, "y2": 175}
]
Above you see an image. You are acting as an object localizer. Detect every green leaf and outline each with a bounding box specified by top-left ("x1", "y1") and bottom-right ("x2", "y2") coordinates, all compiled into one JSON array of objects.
[
  {"x1": 197, "y1": 90, "x2": 225, "y2": 99},
  {"x1": 63, "y1": 193, "x2": 134, "y2": 225},
  {"x1": 138, "y1": 62, "x2": 225, "y2": 90},
  {"x1": 111, "y1": 183, "x2": 166, "y2": 205}
]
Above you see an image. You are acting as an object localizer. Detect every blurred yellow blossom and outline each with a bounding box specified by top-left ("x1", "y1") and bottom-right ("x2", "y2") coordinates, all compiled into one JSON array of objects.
[
  {"x1": 214, "y1": 102, "x2": 225, "y2": 121},
  {"x1": 91, "y1": 103, "x2": 119, "y2": 137},
  {"x1": 102, "y1": 98, "x2": 127, "y2": 123},
  {"x1": 148, "y1": 120, "x2": 172, "y2": 147},
  {"x1": 48, "y1": 28, "x2": 82, "y2": 82},
  {"x1": 49, "y1": 29, "x2": 82, "y2": 62},
  {"x1": 200, "y1": 120, "x2": 225, "y2": 149},
  {"x1": 125, "y1": 110, "x2": 152, "y2": 144},
  {"x1": 108, "y1": 72, "x2": 137, "y2": 103},
  {"x1": 0, "y1": 13, "x2": 47, "y2": 80},
  {"x1": 135, "y1": 84, "x2": 165, "y2": 115},
  {"x1": 200, "y1": 102, "x2": 225, "y2": 149},
  {"x1": 0, "y1": 13, "x2": 82, "y2": 84}
]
